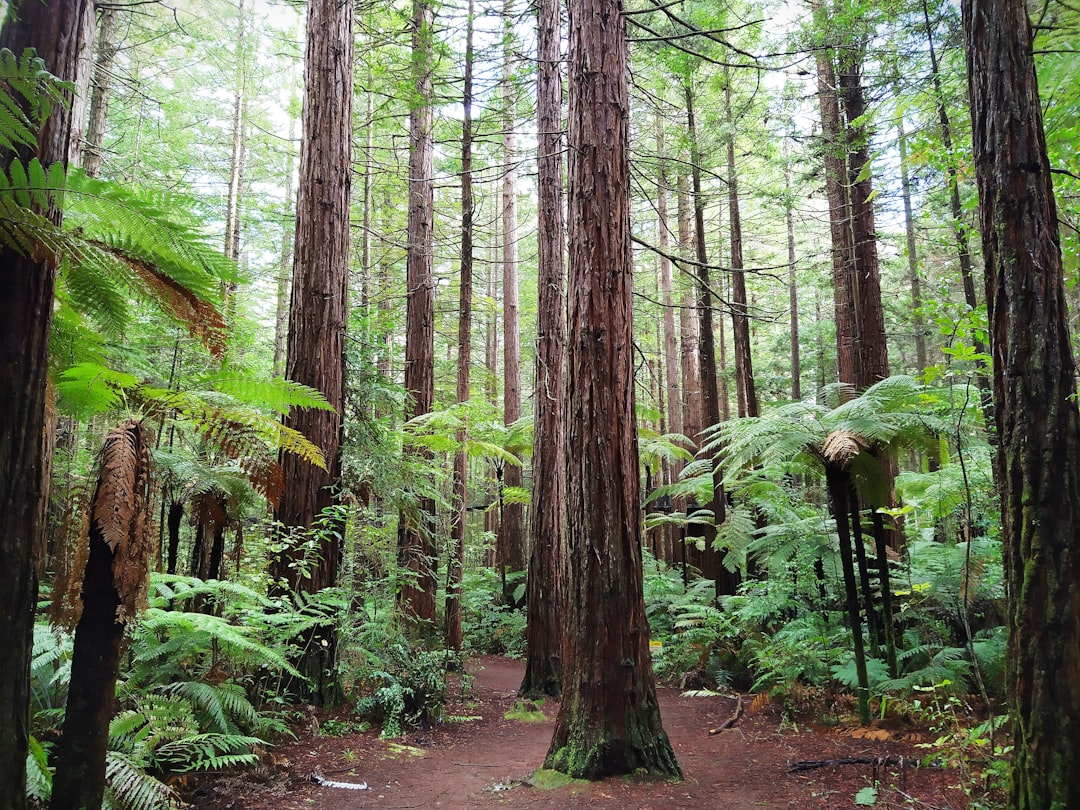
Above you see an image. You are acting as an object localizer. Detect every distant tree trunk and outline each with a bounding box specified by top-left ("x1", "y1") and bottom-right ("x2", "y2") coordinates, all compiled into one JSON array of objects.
[
  {"x1": 785, "y1": 156, "x2": 801, "y2": 400},
  {"x1": 545, "y1": 0, "x2": 680, "y2": 777},
  {"x1": 166, "y1": 501, "x2": 183, "y2": 575},
  {"x1": 963, "y1": 1, "x2": 1080, "y2": 805},
  {"x1": 685, "y1": 82, "x2": 732, "y2": 596},
  {"x1": 269, "y1": 0, "x2": 352, "y2": 705},
  {"x1": 223, "y1": 0, "x2": 247, "y2": 267},
  {"x1": 82, "y1": 5, "x2": 117, "y2": 178},
  {"x1": 0, "y1": 2, "x2": 93, "y2": 805},
  {"x1": 273, "y1": 110, "x2": 297, "y2": 377},
  {"x1": 446, "y1": 0, "x2": 475, "y2": 654},
  {"x1": 397, "y1": 0, "x2": 438, "y2": 628},
  {"x1": 724, "y1": 75, "x2": 757, "y2": 419},
  {"x1": 52, "y1": 421, "x2": 153, "y2": 810},
  {"x1": 897, "y1": 120, "x2": 928, "y2": 373},
  {"x1": 498, "y1": 0, "x2": 526, "y2": 598},
  {"x1": 520, "y1": 0, "x2": 565, "y2": 699}
]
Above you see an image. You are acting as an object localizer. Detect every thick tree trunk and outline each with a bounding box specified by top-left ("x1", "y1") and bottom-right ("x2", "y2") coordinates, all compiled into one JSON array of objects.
[
  {"x1": 52, "y1": 421, "x2": 152, "y2": 810},
  {"x1": 446, "y1": 0, "x2": 475, "y2": 654},
  {"x1": 545, "y1": 0, "x2": 679, "y2": 777},
  {"x1": 269, "y1": 0, "x2": 352, "y2": 704},
  {"x1": 398, "y1": 0, "x2": 438, "y2": 628},
  {"x1": 166, "y1": 500, "x2": 183, "y2": 575},
  {"x1": 0, "y1": 3, "x2": 93, "y2": 806},
  {"x1": 498, "y1": 0, "x2": 526, "y2": 595},
  {"x1": 521, "y1": 0, "x2": 565, "y2": 699},
  {"x1": 963, "y1": 2, "x2": 1080, "y2": 805}
]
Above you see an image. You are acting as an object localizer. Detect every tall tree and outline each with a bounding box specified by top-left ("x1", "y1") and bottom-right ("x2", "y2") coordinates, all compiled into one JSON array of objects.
[
  {"x1": 397, "y1": 0, "x2": 438, "y2": 627},
  {"x1": 498, "y1": 0, "x2": 526, "y2": 599},
  {"x1": 520, "y1": 0, "x2": 565, "y2": 698},
  {"x1": 963, "y1": 1, "x2": 1080, "y2": 805},
  {"x1": 0, "y1": 2, "x2": 94, "y2": 806},
  {"x1": 82, "y1": 5, "x2": 118, "y2": 178},
  {"x1": 897, "y1": 120, "x2": 928, "y2": 372},
  {"x1": 544, "y1": 0, "x2": 680, "y2": 778},
  {"x1": 269, "y1": 0, "x2": 353, "y2": 704},
  {"x1": 446, "y1": 0, "x2": 475, "y2": 653}
]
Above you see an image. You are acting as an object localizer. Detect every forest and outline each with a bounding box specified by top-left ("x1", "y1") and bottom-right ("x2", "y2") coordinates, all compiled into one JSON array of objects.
[{"x1": 1, "y1": 0, "x2": 1078, "y2": 808}]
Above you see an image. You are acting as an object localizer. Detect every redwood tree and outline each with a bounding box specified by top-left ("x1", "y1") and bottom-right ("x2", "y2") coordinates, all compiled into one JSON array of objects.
[
  {"x1": 270, "y1": 0, "x2": 353, "y2": 704},
  {"x1": 520, "y1": 0, "x2": 565, "y2": 699},
  {"x1": 964, "y1": 1, "x2": 1080, "y2": 805},
  {"x1": 544, "y1": 0, "x2": 679, "y2": 778},
  {"x1": 0, "y1": 2, "x2": 93, "y2": 805}
]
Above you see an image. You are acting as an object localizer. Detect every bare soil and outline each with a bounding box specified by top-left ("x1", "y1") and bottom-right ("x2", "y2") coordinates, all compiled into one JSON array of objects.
[{"x1": 183, "y1": 656, "x2": 980, "y2": 809}]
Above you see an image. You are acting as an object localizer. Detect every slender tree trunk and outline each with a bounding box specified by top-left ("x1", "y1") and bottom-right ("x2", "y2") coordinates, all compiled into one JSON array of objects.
[
  {"x1": 269, "y1": 0, "x2": 352, "y2": 705},
  {"x1": 223, "y1": 0, "x2": 247, "y2": 267},
  {"x1": 848, "y1": 489, "x2": 881, "y2": 657},
  {"x1": 273, "y1": 113, "x2": 296, "y2": 377},
  {"x1": 724, "y1": 72, "x2": 757, "y2": 419},
  {"x1": 498, "y1": 0, "x2": 526, "y2": 595},
  {"x1": 398, "y1": 0, "x2": 438, "y2": 628},
  {"x1": 446, "y1": 0, "x2": 475, "y2": 654},
  {"x1": 0, "y1": 3, "x2": 93, "y2": 805},
  {"x1": 521, "y1": 0, "x2": 565, "y2": 698},
  {"x1": 963, "y1": 2, "x2": 1080, "y2": 804},
  {"x1": 685, "y1": 82, "x2": 731, "y2": 596},
  {"x1": 545, "y1": 0, "x2": 679, "y2": 776},
  {"x1": 871, "y1": 510, "x2": 898, "y2": 676},
  {"x1": 897, "y1": 120, "x2": 928, "y2": 372},
  {"x1": 52, "y1": 422, "x2": 152, "y2": 810},
  {"x1": 82, "y1": 5, "x2": 117, "y2": 178},
  {"x1": 785, "y1": 156, "x2": 801, "y2": 400},
  {"x1": 166, "y1": 501, "x2": 183, "y2": 575}
]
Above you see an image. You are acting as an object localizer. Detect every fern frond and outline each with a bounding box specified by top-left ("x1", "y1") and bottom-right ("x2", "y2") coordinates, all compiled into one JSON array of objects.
[
  {"x1": 104, "y1": 751, "x2": 178, "y2": 810},
  {"x1": 26, "y1": 735, "x2": 52, "y2": 802}
]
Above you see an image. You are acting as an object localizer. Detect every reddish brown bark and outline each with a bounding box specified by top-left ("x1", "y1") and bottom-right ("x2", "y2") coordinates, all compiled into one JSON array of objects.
[
  {"x1": 270, "y1": 0, "x2": 352, "y2": 703},
  {"x1": 545, "y1": 0, "x2": 678, "y2": 777},
  {"x1": 0, "y1": 2, "x2": 93, "y2": 805},
  {"x1": 520, "y1": 0, "x2": 565, "y2": 699},
  {"x1": 964, "y1": 1, "x2": 1080, "y2": 804},
  {"x1": 398, "y1": 0, "x2": 438, "y2": 628}
]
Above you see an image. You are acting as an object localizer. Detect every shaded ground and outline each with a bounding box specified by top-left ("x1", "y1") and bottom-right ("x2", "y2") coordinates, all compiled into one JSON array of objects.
[{"x1": 184, "y1": 657, "x2": 980, "y2": 809}]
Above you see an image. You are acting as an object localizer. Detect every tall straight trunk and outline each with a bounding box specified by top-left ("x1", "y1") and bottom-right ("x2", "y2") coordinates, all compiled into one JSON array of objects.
[
  {"x1": 680, "y1": 293, "x2": 703, "y2": 447},
  {"x1": 166, "y1": 501, "x2": 183, "y2": 575},
  {"x1": 964, "y1": 1, "x2": 1080, "y2": 804},
  {"x1": 811, "y1": 1, "x2": 857, "y2": 392},
  {"x1": 447, "y1": 0, "x2": 475, "y2": 654},
  {"x1": 273, "y1": 110, "x2": 296, "y2": 377},
  {"x1": 223, "y1": 0, "x2": 247, "y2": 266},
  {"x1": 897, "y1": 120, "x2": 928, "y2": 372},
  {"x1": 545, "y1": 0, "x2": 679, "y2": 777},
  {"x1": 498, "y1": 0, "x2": 526, "y2": 592},
  {"x1": 485, "y1": 255, "x2": 499, "y2": 406},
  {"x1": 0, "y1": 3, "x2": 93, "y2": 806},
  {"x1": 785, "y1": 156, "x2": 801, "y2": 400},
  {"x1": 360, "y1": 74, "x2": 375, "y2": 331},
  {"x1": 848, "y1": 489, "x2": 882, "y2": 656},
  {"x1": 269, "y1": 0, "x2": 352, "y2": 704},
  {"x1": 398, "y1": 0, "x2": 438, "y2": 627},
  {"x1": 657, "y1": 125, "x2": 682, "y2": 446},
  {"x1": 724, "y1": 74, "x2": 757, "y2": 418},
  {"x1": 52, "y1": 422, "x2": 152, "y2": 810},
  {"x1": 837, "y1": 52, "x2": 888, "y2": 390},
  {"x1": 82, "y1": 5, "x2": 117, "y2": 178},
  {"x1": 521, "y1": 0, "x2": 565, "y2": 698},
  {"x1": 377, "y1": 185, "x2": 395, "y2": 394},
  {"x1": 685, "y1": 82, "x2": 731, "y2": 595},
  {"x1": 716, "y1": 222, "x2": 730, "y2": 422}
]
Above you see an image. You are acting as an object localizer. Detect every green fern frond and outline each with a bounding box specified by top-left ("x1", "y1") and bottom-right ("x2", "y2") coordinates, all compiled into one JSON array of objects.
[
  {"x1": 104, "y1": 751, "x2": 179, "y2": 810},
  {"x1": 198, "y1": 373, "x2": 334, "y2": 415},
  {"x1": 26, "y1": 735, "x2": 52, "y2": 803},
  {"x1": 56, "y1": 361, "x2": 139, "y2": 419}
]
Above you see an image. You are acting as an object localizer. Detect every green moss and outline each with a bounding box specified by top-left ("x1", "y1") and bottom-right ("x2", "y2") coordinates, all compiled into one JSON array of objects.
[
  {"x1": 504, "y1": 699, "x2": 548, "y2": 723},
  {"x1": 527, "y1": 768, "x2": 589, "y2": 791}
]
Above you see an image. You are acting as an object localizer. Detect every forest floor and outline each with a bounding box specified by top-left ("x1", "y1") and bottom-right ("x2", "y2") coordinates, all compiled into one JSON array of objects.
[{"x1": 182, "y1": 656, "x2": 985, "y2": 809}]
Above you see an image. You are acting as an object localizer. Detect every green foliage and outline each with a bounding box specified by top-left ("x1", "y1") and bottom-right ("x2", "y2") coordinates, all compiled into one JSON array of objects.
[
  {"x1": 351, "y1": 629, "x2": 449, "y2": 738},
  {"x1": 458, "y1": 568, "x2": 527, "y2": 657}
]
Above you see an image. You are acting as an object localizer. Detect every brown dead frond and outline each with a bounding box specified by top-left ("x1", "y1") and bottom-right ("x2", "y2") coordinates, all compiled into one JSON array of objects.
[
  {"x1": 822, "y1": 429, "x2": 869, "y2": 467},
  {"x1": 127, "y1": 256, "x2": 228, "y2": 358}
]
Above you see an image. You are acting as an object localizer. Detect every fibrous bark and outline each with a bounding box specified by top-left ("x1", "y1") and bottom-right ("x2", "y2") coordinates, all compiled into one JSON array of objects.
[{"x1": 545, "y1": 0, "x2": 679, "y2": 778}]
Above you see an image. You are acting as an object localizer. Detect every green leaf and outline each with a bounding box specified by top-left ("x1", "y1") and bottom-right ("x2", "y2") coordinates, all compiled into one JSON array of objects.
[{"x1": 854, "y1": 785, "x2": 878, "y2": 806}]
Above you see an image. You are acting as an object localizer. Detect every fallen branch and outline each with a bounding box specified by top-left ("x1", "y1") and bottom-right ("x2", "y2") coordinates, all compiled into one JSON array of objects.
[
  {"x1": 709, "y1": 695, "x2": 744, "y2": 735},
  {"x1": 789, "y1": 755, "x2": 905, "y2": 772}
]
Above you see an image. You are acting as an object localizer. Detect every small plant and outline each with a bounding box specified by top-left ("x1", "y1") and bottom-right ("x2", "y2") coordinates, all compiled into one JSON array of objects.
[{"x1": 351, "y1": 631, "x2": 449, "y2": 738}]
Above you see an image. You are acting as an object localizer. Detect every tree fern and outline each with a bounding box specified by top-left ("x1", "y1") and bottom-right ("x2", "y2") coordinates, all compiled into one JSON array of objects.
[{"x1": 103, "y1": 750, "x2": 179, "y2": 810}]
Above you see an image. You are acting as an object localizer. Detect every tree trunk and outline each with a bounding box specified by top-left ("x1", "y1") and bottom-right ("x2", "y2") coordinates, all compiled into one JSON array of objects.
[
  {"x1": 897, "y1": 120, "x2": 928, "y2": 373},
  {"x1": 498, "y1": 0, "x2": 526, "y2": 596},
  {"x1": 521, "y1": 0, "x2": 565, "y2": 699},
  {"x1": 963, "y1": 1, "x2": 1080, "y2": 804},
  {"x1": 446, "y1": 0, "x2": 475, "y2": 654},
  {"x1": 82, "y1": 5, "x2": 117, "y2": 178},
  {"x1": 724, "y1": 72, "x2": 757, "y2": 419},
  {"x1": 545, "y1": 0, "x2": 679, "y2": 777},
  {"x1": 785, "y1": 154, "x2": 801, "y2": 401},
  {"x1": 166, "y1": 500, "x2": 183, "y2": 575},
  {"x1": 223, "y1": 0, "x2": 247, "y2": 266},
  {"x1": 52, "y1": 421, "x2": 152, "y2": 810},
  {"x1": 397, "y1": 0, "x2": 438, "y2": 628},
  {"x1": 0, "y1": 3, "x2": 93, "y2": 806},
  {"x1": 273, "y1": 110, "x2": 297, "y2": 377},
  {"x1": 269, "y1": 0, "x2": 352, "y2": 705},
  {"x1": 685, "y1": 82, "x2": 731, "y2": 596}
]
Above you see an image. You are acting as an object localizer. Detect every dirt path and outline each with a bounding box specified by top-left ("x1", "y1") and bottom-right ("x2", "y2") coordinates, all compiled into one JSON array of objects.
[{"x1": 186, "y1": 657, "x2": 972, "y2": 809}]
